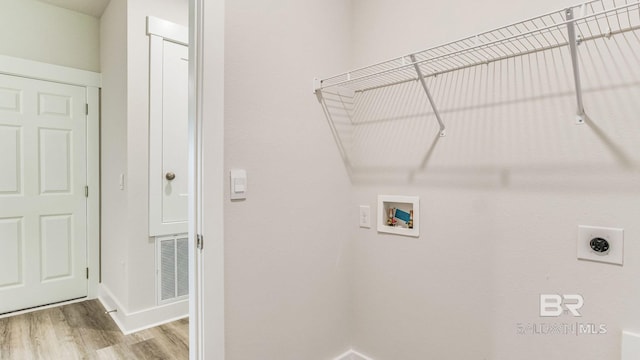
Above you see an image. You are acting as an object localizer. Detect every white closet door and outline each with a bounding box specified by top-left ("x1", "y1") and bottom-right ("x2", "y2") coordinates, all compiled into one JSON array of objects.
[
  {"x1": 0, "y1": 73, "x2": 87, "y2": 314},
  {"x1": 162, "y1": 41, "x2": 189, "y2": 224},
  {"x1": 149, "y1": 38, "x2": 189, "y2": 236}
]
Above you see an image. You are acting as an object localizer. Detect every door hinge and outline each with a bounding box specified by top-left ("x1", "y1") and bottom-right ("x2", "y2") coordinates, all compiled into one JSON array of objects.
[
  {"x1": 86, "y1": 267, "x2": 89, "y2": 279},
  {"x1": 85, "y1": 186, "x2": 89, "y2": 197},
  {"x1": 85, "y1": 103, "x2": 89, "y2": 115},
  {"x1": 196, "y1": 234, "x2": 204, "y2": 250}
]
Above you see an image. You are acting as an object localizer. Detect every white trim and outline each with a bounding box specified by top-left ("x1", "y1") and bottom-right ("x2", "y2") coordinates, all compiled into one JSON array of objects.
[
  {"x1": 147, "y1": 16, "x2": 188, "y2": 45},
  {"x1": 148, "y1": 33, "x2": 162, "y2": 235},
  {"x1": 190, "y1": 0, "x2": 225, "y2": 359},
  {"x1": 86, "y1": 86, "x2": 101, "y2": 299},
  {"x1": 334, "y1": 350, "x2": 376, "y2": 360},
  {"x1": 0, "y1": 55, "x2": 101, "y2": 87},
  {"x1": 189, "y1": 0, "x2": 203, "y2": 356},
  {"x1": 189, "y1": 1, "x2": 204, "y2": 358},
  {"x1": 97, "y1": 284, "x2": 188, "y2": 335}
]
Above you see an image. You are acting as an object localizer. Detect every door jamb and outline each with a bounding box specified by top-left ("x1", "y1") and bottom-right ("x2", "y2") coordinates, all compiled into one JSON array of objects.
[{"x1": 189, "y1": 0, "x2": 226, "y2": 359}]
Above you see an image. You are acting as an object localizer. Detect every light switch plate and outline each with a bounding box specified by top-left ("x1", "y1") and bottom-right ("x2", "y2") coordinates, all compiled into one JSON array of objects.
[
  {"x1": 577, "y1": 225, "x2": 623, "y2": 265},
  {"x1": 359, "y1": 205, "x2": 371, "y2": 228},
  {"x1": 230, "y1": 169, "x2": 247, "y2": 200}
]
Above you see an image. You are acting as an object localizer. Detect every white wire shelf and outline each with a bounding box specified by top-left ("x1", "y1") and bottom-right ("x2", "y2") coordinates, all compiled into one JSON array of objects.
[
  {"x1": 316, "y1": 0, "x2": 640, "y2": 94},
  {"x1": 315, "y1": 0, "x2": 640, "y2": 178}
]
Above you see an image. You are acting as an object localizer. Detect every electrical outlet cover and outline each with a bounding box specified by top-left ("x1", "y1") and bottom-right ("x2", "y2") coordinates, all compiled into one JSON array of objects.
[
  {"x1": 577, "y1": 225, "x2": 623, "y2": 266},
  {"x1": 359, "y1": 205, "x2": 371, "y2": 228}
]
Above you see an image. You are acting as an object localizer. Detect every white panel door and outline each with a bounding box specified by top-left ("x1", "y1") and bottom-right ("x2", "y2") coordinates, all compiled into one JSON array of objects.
[
  {"x1": 149, "y1": 38, "x2": 188, "y2": 236},
  {"x1": 0, "y1": 73, "x2": 87, "y2": 314}
]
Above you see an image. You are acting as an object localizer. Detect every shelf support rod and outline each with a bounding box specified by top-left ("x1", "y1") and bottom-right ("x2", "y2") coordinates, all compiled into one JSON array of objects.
[
  {"x1": 410, "y1": 54, "x2": 446, "y2": 137},
  {"x1": 315, "y1": 90, "x2": 352, "y2": 170},
  {"x1": 565, "y1": 7, "x2": 586, "y2": 125}
]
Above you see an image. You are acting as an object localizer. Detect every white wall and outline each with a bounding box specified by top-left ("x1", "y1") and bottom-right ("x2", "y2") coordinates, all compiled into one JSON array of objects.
[
  {"x1": 100, "y1": 0, "x2": 130, "y2": 309},
  {"x1": 349, "y1": 0, "x2": 640, "y2": 359},
  {"x1": 100, "y1": 0, "x2": 188, "y2": 323},
  {"x1": 0, "y1": 0, "x2": 100, "y2": 72},
  {"x1": 205, "y1": 0, "x2": 355, "y2": 358}
]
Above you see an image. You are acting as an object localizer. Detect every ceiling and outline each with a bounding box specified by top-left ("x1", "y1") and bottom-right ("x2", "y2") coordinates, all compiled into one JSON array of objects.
[{"x1": 37, "y1": 0, "x2": 111, "y2": 18}]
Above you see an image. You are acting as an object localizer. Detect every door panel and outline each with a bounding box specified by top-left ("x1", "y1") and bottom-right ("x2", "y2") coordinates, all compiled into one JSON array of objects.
[
  {"x1": 0, "y1": 87, "x2": 20, "y2": 112},
  {"x1": 40, "y1": 214, "x2": 73, "y2": 281},
  {"x1": 38, "y1": 93, "x2": 72, "y2": 117},
  {"x1": 39, "y1": 128, "x2": 72, "y2": 194},
  {"x1": 149, "y1": 38, "x2": 189, "y2": 236},
  {"x1": 0, "y1": 73, "x2": 87, "y2": 314},
  {"x1": 0, "y1": 125, "x2": 20, "y2": 194},
  {"x1": 161, "y1": 41, "x2": 189, "y2": 224},
  {"x1": 0, "y1": 217, "x2": 23, "y2": 287}
]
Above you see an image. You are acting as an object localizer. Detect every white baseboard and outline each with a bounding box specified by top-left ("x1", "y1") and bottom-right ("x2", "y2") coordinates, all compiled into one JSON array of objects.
[
  {"x1": 97, "y1": 284, "x2": 188, "y2": 335},
  {"x1": 334, "y1": 349, "x2": 375, "y2": 360}
]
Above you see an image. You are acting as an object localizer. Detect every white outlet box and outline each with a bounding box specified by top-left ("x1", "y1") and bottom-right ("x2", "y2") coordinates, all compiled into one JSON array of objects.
[
  {"x1": 359, "y1": 205, "x2": 371, "y2": 228},
  {"x1": 577, "y1": 225, "x2": 624, "y2": 266}
]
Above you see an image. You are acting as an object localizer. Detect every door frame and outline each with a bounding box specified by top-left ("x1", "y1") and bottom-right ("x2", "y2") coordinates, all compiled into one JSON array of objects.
[
  {"x1": 0, "y1": 54, "x2": 101, "y2": 300},
  {"x1": 189, "y1": 0, "x2": 225, "y2": 359}
]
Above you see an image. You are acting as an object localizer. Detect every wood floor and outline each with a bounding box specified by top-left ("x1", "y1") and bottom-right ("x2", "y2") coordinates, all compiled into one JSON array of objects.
[{"x1": 0, "y1": 300, "x2": 188, "y2": 360}]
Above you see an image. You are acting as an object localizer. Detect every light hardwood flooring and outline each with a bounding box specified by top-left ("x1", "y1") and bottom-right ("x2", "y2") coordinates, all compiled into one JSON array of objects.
[{"x1": 0, "y1": 300, "x2": 188, "y2": 360}]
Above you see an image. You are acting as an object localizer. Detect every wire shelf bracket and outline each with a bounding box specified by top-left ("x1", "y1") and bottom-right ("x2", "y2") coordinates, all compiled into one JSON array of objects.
[
  {"x1": 566, "y1": 6, "x2": 587, "y2": 125},
  {"x1": 410, "y1": 54, "x2": 446, "y2": 137}
]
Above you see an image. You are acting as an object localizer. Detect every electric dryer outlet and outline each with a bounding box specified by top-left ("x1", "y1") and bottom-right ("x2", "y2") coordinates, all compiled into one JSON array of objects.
[{"x1": 577, "y1": 225, "x2": 624, "y2": 266}]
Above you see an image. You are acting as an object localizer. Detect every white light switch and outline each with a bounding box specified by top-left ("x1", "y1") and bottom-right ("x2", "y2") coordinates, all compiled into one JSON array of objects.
[{"x1": 230, "y1": 169, "x2": 247, "y2": 200}]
